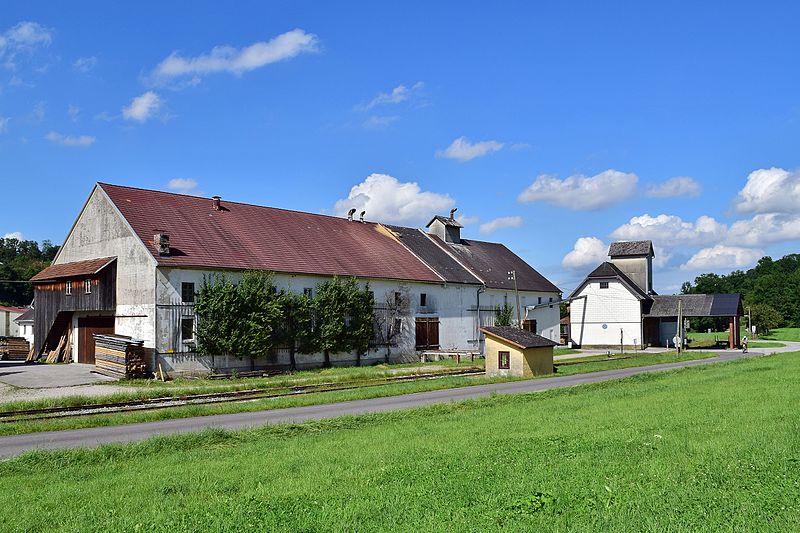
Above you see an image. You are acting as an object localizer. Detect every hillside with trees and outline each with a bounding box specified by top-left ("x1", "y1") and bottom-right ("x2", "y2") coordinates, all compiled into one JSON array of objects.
[
  {"x1": 681, "y1": 253, "x2": 800, "y2": 332},
  {"x1": 0, "y1": 237, "x2": 59, "y2": 307}
]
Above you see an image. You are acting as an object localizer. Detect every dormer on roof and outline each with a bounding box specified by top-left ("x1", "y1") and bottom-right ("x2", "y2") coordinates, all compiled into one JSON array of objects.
[{"x1": 427, "y1": 208, "x2": 462, "y2": 243}]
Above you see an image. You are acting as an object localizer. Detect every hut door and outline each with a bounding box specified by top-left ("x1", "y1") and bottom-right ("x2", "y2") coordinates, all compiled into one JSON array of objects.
[
  {"x1": 415, "y1": 317, "x2": 440, "y2": 350},
  {"x1": 78, "y1": 316, "x2": 115, "y2": 364}
]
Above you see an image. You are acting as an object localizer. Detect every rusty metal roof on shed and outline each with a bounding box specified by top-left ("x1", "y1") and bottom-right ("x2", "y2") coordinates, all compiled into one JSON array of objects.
[
  {"x1": 99, "y1": 183, "x2": 444, "y2": 283},
  {"x1": 480, "y1": 326, "x2": 559, "y2": 349},
  {"x1": 608, "y1": 240, "x2": 654, "y2": 257},
  {"x1": 433, "y1": 237, "x2": 561, "y2": 293},
  {"x1": 644, "y1": 294, "x2": 742, "y2": 318},
  {"x1": 29, "y1": 257, "x2": 116, "y2": 282}
]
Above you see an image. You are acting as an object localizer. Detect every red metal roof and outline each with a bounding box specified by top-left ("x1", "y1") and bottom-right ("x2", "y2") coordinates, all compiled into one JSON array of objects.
[
  {"x1": 99, "y1": 183, "x2": 442, "y2": 283},
  {"x1": 0, "y1": 305, "x2": 28, "y2": 314},
  {"x1": 29, "y1": 257, "x2": 116, "y2": 282}
]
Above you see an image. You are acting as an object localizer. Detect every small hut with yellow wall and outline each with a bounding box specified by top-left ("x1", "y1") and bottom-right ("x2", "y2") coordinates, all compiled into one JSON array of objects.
[{"x1": 481, "y1": 326, "x2": 557, "y2": 377}]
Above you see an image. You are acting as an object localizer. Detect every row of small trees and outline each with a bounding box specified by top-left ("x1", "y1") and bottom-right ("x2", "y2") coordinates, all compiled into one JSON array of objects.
[{"x1": 194, "y1": 271, "x2": 375, "y2": 369}]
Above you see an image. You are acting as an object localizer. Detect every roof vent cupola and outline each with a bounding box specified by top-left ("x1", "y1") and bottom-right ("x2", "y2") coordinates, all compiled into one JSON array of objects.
[
  {"x1": 426, "y1": 209, "x2": 464, "y2": 244},
  {"x1": 347, "y1": 208, "x2": 356, "y2": 221},
  {"x1": 212, "y1": 195, "x2": 222, "y2": 211},
  {"x1": 154, "y1": 232, "x2": 170, "y2": 256}
]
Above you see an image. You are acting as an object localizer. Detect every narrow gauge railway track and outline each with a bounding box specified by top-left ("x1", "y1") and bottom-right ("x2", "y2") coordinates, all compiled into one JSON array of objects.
[{"x1": 0, "y1": 367, "x2": 485, "y2": 423}]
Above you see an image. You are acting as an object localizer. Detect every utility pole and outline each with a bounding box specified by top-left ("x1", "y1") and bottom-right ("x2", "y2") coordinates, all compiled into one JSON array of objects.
[
  {"x1": 676, "y1": 298, "x2": 683, "y2": 354},
  {"x1": 746, "y1": 306, "x2": 752, "y2": 338},
  {"x1": 508, "y1": 270, "x2": 522, "y2": 329}
]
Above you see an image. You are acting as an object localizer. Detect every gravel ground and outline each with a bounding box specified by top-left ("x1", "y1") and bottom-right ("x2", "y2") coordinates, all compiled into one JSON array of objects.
[{"x1": 0, "y1": 382, "x2": 134, "y2": 404}]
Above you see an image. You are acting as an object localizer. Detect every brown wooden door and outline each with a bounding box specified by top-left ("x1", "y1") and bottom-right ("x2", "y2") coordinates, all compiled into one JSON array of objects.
[
  {"x1": 415, "y1": 317, "x2": 440, "y2": 350},
  {"x1": 78, "y1": 316, "x2": 114, "y2": 364}
]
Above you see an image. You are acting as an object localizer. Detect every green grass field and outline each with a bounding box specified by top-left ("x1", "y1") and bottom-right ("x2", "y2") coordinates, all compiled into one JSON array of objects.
[
  {"x1": 1, "y1": 352, "x2": 798, "y2": 531},
  {"x1": 0, "y1": 351, "x2": 717, "y2": 436},
  {"x1": 762, "y1": 327, "x2": 800, "y2": 342}
]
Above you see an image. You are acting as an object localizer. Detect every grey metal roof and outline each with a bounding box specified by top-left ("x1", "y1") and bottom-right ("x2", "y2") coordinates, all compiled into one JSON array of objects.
[
  {"x1": 570, "y1": 261, "x2": 650, "y2": 300},
  {"x1": 426, "y1": 215, "x2": 463, "y2": 228},
  {"x1": 480, "y1": 326, "x2": 558, "y2": 349},
  {"x1": 13, "y1": 307, "x2": 34, "y2": 323},
  {"x1": 644, "y1": 294, "x2": 742, "y2": 318},
  {"x1": 608, "y1": 240, "x2": 654, "y2": 257},
  {"x1": 383, "y1": 225, "x2": 481, "y2": 285},
  {"x1": 434, "y1": 237, "x2": 561, "y2": 293}
]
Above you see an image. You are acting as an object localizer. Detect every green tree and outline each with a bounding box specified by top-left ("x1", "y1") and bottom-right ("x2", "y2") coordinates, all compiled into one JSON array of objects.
[
  {"x1": 494, "y1": 304, "x2": 514, "y2": 327},
  {"x1": 314, "y1": 277, "x2": 374, "y2": 367},
  {"x1": 276, "y1": 290, "x2": 316, "y2": 371},
  {"x1": 195, "y1": 271, "x2": 283, "y2": 369},
  {"x1": 0, "y1": 237, "x2": 59, "y2": 306},
  {"x1": 747, "y1": 302, "x2": 782, "y2": 335}
]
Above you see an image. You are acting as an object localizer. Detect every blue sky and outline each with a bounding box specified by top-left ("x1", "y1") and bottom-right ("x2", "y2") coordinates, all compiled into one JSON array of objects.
[{"x1": 1, "y1": 1, "x2": 799, "y2": 293}]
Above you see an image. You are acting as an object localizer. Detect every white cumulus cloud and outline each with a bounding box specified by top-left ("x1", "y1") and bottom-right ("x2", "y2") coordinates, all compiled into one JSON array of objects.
[
  {"x1": 72, "y1": 56, "x2": 97, "y2": 73},
  {"x1": 733, "y1": 167, "x2": 800, "y2": 214},
  {"x1": 167, "y1": 178, "x2": 199, "y2": 195},
  {"x1": 3, "y1": 231, "x2": 24, "y2": 240},
  {"x1": 479, "y1": 216, "x2": 522, "y2": 235},
  {"x1": 122, "y1": 91, "x2": 161, "y2": 122},
  {"x1": 646, "y1": 176, "x2": 701, "y2": 198},
  {"x1": 436, "y1": 136, "x2": 503, "y2": 162},
  {"x1": 610, "y1": 214, "x2": 727, "y2": 247},
  {"x1": 45, "y1": 131, "x2": 95, "y2": 147},
  {"x1": 0, "y1": 21, "x2": 52, "y2": 72},
  {"x1": 727, "y1": 213, "x2": 800, "y2": 247},
  {"x1": 518, "y1": 169, "x2": 638, "y2": 210},
  {"x1": 151, "y1": 29, "x2": 319, "y2": 82},
  {"x1": 333, "y1": 173, "x2": 454, "y2": 226},
  {"x1": 562, "y1": 237, "x2": 608, "y2": 269},
  {"x1": 681, "y1": 245, "x2": 763, "y2": 271}
]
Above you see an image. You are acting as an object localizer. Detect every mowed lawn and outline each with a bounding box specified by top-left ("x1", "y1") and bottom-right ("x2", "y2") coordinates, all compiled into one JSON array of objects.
[
  {"x1": 2, "y1": 353, "x2": 799, "y2": 531},
  {"x1": 762, "y1": 327, "x2": 800, "y2": 342}
]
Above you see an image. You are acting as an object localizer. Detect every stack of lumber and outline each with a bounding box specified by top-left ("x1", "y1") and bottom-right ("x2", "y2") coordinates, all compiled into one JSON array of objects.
[
  {"x1": 0, "y1": 337, "x2": 31, "y2": 360},
  {"x1": 45, "y1": 328, "x2": 72, "y2": 363},
  {"x1": 94, "y1": 334, "x2": 148, "y2": 379}
]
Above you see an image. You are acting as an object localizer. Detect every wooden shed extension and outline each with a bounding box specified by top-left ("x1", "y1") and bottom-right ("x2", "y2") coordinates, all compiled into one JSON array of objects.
[{"x1": 31, "y1": 257, "x2": 117, "y2": 357}]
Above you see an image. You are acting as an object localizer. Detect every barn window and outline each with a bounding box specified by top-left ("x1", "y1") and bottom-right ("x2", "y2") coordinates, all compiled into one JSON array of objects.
[
  {"x1": 181, "y1": 317, "x2": 195, "y2": 342},
  {"x1": 394, "y1": 292, "x2": 402, "y2": 306},
  {"x1": 65, "y1": 281, "x2": 72, "y2": 296},
  {"x1": 392, "y1": 318, "x2": 402, "y2": 335},
  {"x1": 84, "y1": 279, "x2": 92, "y2": 294},
  {"x1": 498, "y1": 351, "x2": 510, "y2": 369},
  {"x1": 420, "y1": 293, "x2": 427, "y2": 306},
  {"x1": 600, "y1": 282, "x2": 609, "y2": 289},
  {"x1": 538, "y1": 297, "x2": 542, "y2": 304},
  {"x1": 181, "y1": 282, "x2": 195, "y2": 303},
  {"x1": 304, "y1": 288, "x2": 313, "y2": 298}
]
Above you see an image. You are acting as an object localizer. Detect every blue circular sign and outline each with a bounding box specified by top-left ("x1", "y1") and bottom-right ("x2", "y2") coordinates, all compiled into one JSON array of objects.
[{"x1": 602, "y1": 324, "x2": 608, "y2": 329}]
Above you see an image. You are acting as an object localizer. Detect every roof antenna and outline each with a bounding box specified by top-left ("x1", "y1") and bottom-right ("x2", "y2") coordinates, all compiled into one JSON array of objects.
[
  {"x1": 359, "y1": 211, "x2": 366, "y2": 223},
  {"x1": 449, "y1": 207, "x2": 458, "y2": 220},
  {"x1": 347, "y1": 208, "x2": 356, "y2": 221}
]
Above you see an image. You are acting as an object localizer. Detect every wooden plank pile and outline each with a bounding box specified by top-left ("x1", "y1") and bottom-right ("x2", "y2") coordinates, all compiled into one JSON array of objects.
[
  {"x1": 0, "y1": 337, "x2": 31, "y2": 360},
  {"x1": 94, "y1": 334, "x2": 148, "y2": 379},
  {"x1": 44, "y1": 328, "x2": 72, "y2": 363}
]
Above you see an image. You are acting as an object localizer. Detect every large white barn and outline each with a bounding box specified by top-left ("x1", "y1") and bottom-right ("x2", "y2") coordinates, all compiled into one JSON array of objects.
[{"x1": 31, "y1": 183, "x2": 561, "y2": 374}]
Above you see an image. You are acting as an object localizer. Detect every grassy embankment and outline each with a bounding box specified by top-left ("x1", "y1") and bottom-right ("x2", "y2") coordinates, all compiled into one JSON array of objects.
[
  {"x1": 0, "y1": 351, "x2": 718, "y2": 436},
  {"x1": 1, "y1": 351, "x2": 798, "y2": 531}
]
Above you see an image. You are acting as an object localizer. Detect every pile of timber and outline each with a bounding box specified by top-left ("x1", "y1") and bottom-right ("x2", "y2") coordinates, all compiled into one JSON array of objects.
[
  {"x1": 94, "y1": 334, "x2": 148, "y2": 379},
  {"x1": 44, "y1": 328, "x2": 72, "y2": 363},
  {"x1": 0, "y1": 337, "x2": 30, "y2": 360}
]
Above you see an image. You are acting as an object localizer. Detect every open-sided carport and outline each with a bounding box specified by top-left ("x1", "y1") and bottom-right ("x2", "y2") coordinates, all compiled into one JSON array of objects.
[{"x1": 643, "y1": 293, "x2": 743, "y2": 348}]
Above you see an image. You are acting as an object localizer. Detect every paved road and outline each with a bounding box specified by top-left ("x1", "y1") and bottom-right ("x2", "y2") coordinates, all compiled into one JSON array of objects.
[{"x1": 0, "y1": 345, "x2": 796, "y2": 460}]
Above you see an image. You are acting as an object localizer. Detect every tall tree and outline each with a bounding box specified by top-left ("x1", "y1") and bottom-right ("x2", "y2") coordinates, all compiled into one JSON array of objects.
[
  {"x1": 0, "y1": 237, "x2": 59, "y2": 306},
  {"x1": 314, "y1": 277, "x2": 374, "y2": 367},
  {"x1": 276, "y1": 290, "x2": 315, "y2": 371}
]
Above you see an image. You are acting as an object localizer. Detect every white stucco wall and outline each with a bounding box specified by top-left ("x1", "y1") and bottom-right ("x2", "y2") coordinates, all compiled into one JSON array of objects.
[
  {"x1": 17, "y1": 321, "x2": 34, "y2": 345},
  {"x1": 53, "y1": 187, "x2": 157, "y2": 360},
  {"x1": 0, "y1": 310, "x2": 21, "y2": 337},
  {"x1": 570, "y1": 280, "x2": 643, "y2": 347}
]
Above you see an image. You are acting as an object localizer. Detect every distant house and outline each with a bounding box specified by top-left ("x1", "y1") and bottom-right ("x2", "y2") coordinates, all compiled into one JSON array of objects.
[
  {"x1": 14, "y1": 308, "x2": 34, "y2": 346},
  {"x1": 569, "y1": 240, "x2": 742, "y2": 349},
  {"x1": 0, "y1": 305, "x2": 26, "y2": 338},
  {"x1": 31, "y1": 183, "x2": 561, "y2": 374}
]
